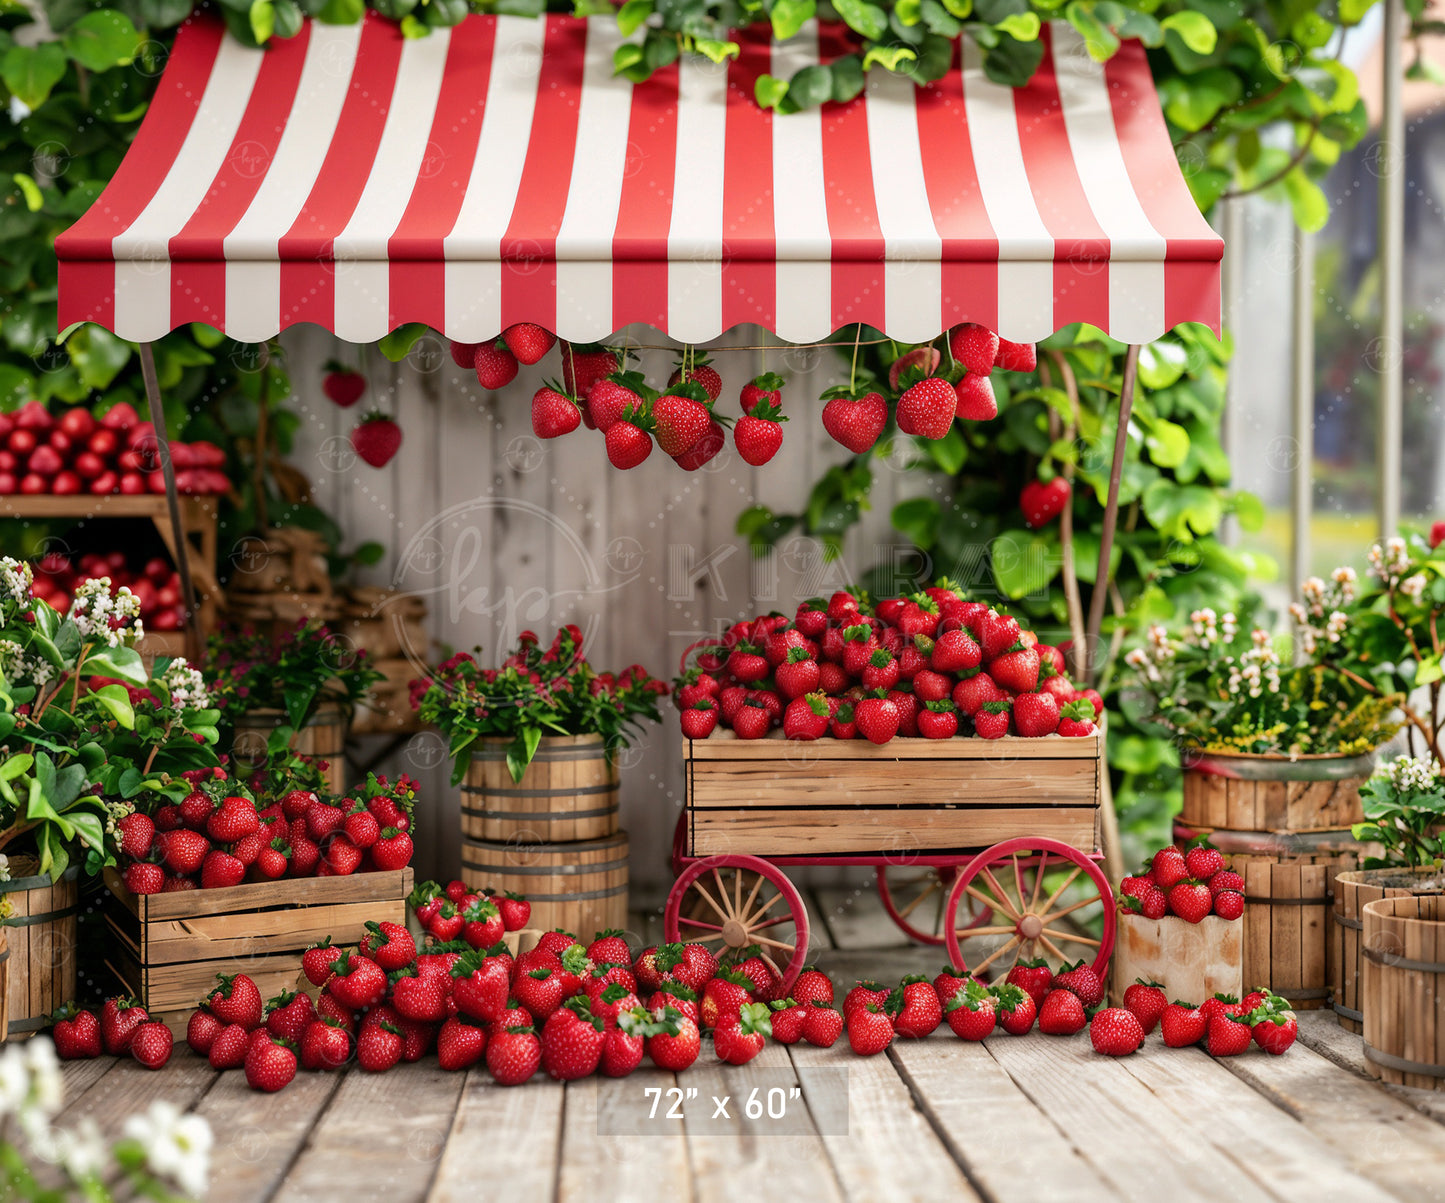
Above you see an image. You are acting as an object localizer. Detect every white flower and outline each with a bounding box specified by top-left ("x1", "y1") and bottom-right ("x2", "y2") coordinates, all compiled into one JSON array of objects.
[
  {"x1": 160, "y1": 659, "x2": 210, "y2": 710},
  {"x1": 1383, "y1": 754, "x2": 1442, "y2": 794},
  {"x1": 0, "y1": 1045, "x2": 29, "y2": 1118},
  {"x1": 1333, "y1": 565, "x2": 1358, "y2": 603},
  {"x1": 24, "y1": 1038, "x2": 62, "y2": 1116},
  {"x1": 1190, "y1": 608, "x2": 1219, "y2": 645},
  {"x1": 0, "y1": 558, "x2": 33, "y2": 607},
  {"x1": 0, "y1": 853, "x2": 10, "y2": 883},
  {"x1": 68, "y1": 578, "x2": 144, "y2": 649},
  {"x1": 1400, "y1": 573, "x2": 1428, "y2": 603},
  {"x1": 30, "y1": 1116, "x2": 108, "y2": 1182},
  {"x1": 125, "y1": 1100, "x2": 212, "y2": 1200},
  {"x1": 1221, "y1": 612, "x2": 1238, "y2": 641}
]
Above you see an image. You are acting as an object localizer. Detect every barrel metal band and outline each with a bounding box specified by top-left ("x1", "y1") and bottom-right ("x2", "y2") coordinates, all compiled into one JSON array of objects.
[
  {"x1": 462, "y1": 856, "x2": 631, "y2": 877},
  {"x1": 462, "y1": 804, "x2": 619, "y2": 821},
  {"x1": 472, "y1": 743, "x2": 606, "y2": 763},
  {"x1": 1333, "y1": 1002, "x2": 1363, "y2": 1021},
  {"x1": 1283, "y1": 987, "x2": 1331, "y2": 1000},
  {"x1": 1333, "y1": 912, "x2": 1363, "y2": 930},
  {"x1": 7, "y1": 1015, "x2": 49, "y2": 1035},
  {"x1": 521, "y1": 886, "x2": 628, "y2": 903},
  {"x1": 0, "y1": 947, "x2": 11, "y2": 964},
  {"x1": 1363, "y1": 1043, "x2": 1445, "y2": 1078},
  {"x1": 461, "y1": 783, "x2": 616, "y2": 799},
  {"x1": 2, "y1": 904, "x2": 80, "y2": 928},
  {"x1": 1362, "y1": 947, "x2": 1445, "y2": 973}
]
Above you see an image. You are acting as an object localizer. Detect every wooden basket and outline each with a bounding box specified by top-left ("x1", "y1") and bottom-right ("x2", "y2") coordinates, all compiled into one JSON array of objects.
[
  {"x1": 1180, "y1": 750, "x2": 1373, "y2": 834},
  {"x1": 1361, "y1": 894, "x2": 1445, "y2": 1089},
  {"x1": 104, "y1": 867, "x2": 411, "y2": 1032},
  {"x1": 682, "y1": 730, "x2": 1103, "y2": 859},
  {"x1": 231, "y1": 704, "x2": 348, "y2": 795},
  {"x1": 1110, "y1": 913, "x2": 1242, "y2": 1007},
  {"x1": 228, "y1": 528, "x2": 332, "y2": 596},
  {"x1": 338, "y1": 587, "x2": 428, "y2": 664},
  {"x1": 0, "y1": 864, "x2": 79, "y2": 1039},
  {"x1": 1332, "y1": 865, "x2": 1445, "y2": 1033},
  {"x1": 351, "y1": 658, "x2": 425, "y2": 736},
  {"x1": 460, "y1": 735, "x2": 619, "y2": 844},
  {"x1": 461, "y1": 832, "x2": 628, "y2": 938}
]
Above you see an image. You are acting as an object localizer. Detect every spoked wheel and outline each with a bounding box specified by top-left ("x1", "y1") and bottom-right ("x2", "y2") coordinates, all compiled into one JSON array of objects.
[
  {"x1": 876, "y1": 866, "x2": 993, "y2": 946},
  {"x1": 943, "y1": 838, "x2": 1115, "y2": 982},
  {"x1": 663, "y1": 856, "x2": 810, "y2": 991}
]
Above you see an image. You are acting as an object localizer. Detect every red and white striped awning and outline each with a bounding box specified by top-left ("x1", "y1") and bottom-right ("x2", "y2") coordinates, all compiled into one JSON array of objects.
[{"x1": 57, "y1": 14, "x2": 1221, "y2": 347}]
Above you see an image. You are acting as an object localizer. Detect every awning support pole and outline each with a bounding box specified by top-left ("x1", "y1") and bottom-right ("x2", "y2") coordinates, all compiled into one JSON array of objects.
[
  {"x1": 1378, "y1": 0, "x2": 1405, "y2": 537},
  {"x1": 1085, "y1": 343, "x2": 1139, "y2": 682},
  {"x1": 138, "y1": 342, "x2": 203, "y2": 662}
]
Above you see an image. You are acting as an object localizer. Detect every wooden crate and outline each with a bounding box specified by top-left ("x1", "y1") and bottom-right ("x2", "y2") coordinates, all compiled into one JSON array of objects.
[
  {"x1": 461, "y1": 832, "x2": 628, "y2": 938},
  {"x1": 1361, "y1": 895, "x2": 1445, "y2": 1090},
  {"x1": 1111, "y1": 913, "x2": 1242, "y2": 1006},
  {"x1": 0, "y1": 864, "x2": 79, "y2": 1039},
  {"x1": 103, "y1": 867, "x2": 411, "y2": 1023},
  {"x1": 460, "y1": 735, "x2": 619, "y2": 844},
  {"x1": 1333, "y1": 865, "x2": 1444, "y2": 1033},
  {"x1": 682, "y1": 731, "x2": 1103, "y2": 858}
]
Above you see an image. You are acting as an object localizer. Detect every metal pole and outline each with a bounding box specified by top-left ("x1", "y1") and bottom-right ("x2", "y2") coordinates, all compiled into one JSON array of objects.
[
  {"x1": 138, "y1": 343, "x2": 203, "y2": 660},
  {"x1": 1085, "y1": 343, "x2": 1139, "y2": 683},
  {"x1": 1291, "y1": 227, "x2": 1315, "y2": 601},
  {"x1": 1378, "y1": 0, "x2": 1405, "y2": 537},
  {"x1": 1220, "y1": 198, "x2": 1243, "y2": 546}
]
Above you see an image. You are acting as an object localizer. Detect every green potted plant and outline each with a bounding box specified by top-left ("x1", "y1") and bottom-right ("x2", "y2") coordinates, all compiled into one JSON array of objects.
[{"x1": 206, "y1": 617, "x2": 380, "y2": 795}]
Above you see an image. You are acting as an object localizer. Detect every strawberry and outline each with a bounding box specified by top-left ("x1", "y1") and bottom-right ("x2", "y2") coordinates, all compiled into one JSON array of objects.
[
  {"x1": 265, "y1": 990, "x2": 316, "y2": 1043},
  {"x1": 1090, "y1": 1007, "x2": 1144, "y2": 1056},
  {"x1": 256, "y1": 838, "x2": 290, "y2": 879},
  {"x1": 783, "y1": 692, "x2": 831, "y2": 740},
  {"x1": 586, "y1": 930, "x2": 631, "y2": 966},
  {"x1": 829, "y1": 701, "x2": 858, "y2": 739},
  {"x1": 992, "y1": 983, "x2": 1036, "y2": 1036},
  {"x1": 848, "y1": 1003, "x2": 895, "y2": 1055},
  {"x1": 739, "y1": 371, "x2": 784, "y2": 413},
  {"x1": 727, "y1": 642, "x2": 770, "y2": 683},
  {"x1": 451, "y1": 949, "x2": 511, "y2": 1023},
  {"x1": 1037, "y1": 988, "x2": 1087, "y2": 1035},
  {"x1": 711, "y1": 1000, "x2": 770, "y2": 1066},
  {"x1": 1160, "y1": 1002, "x2": 1207, "y2": 1047},
  {"x1": 1206, "y1": 1013, "x2": 1254, "y2": 1057},
  {"x1": 653, "y1": 391, "x2": 712, "y2": 457},
  {"x1": 861, "y1": 648, "x2": 900, "y2": 691},
  {"x1": 953, "y1": 373, "x2": 998, "y2": 421},
  {"x1": 1241, "y1": 989, "x2": 1270, "y2": 1013},
  {"x1": 208, "y1": 1024, "x2": 249, "y2": 1069},
  {"x1": 843, "y1": 981, "x2": 891, "y2": 1023},
  {"x1": 1432, "y1": 521, "x2": 1445, "y2": 550},
  {"x1": 1056, "y1": 698, "x2": 1097, "y2": 738},
  {"x1": 357, "y1": 1018, "x2": 404, "y2": 1072},
  {"x1": 989, "y1": 643, "x2": 1041, "y2": 694},
  {"x1": 316, "y1": 992, "x2": 355, "y2": 1032},
  {"x1": 560, "y1": 343, "x2": 621, "y2": 396},
  {"x1": 668, "y1": 360, "x2": 723, "y2": 401},
  {"x1": 944, "y1": 981, "x2": 996, "y2": 1041},
  {"x1": 1214, "y1": 890, "x2": 1245, "y2": 921},
  {"x1": 372, "y1": 828, "x2": 414, "y2": 871},
  {"x1": 917, "y1": 700, "x2": 959, "y2": 739},
  {"x1": 391, "y1": 969, "x2": 450, "y2": 1023},
  {"x1": 790, "y1": 966, "x2": 833, "y2": 1007},
  {"x1": 281, "y1": 790, "x2": 316, "y2": 821},
  {"x1": 461, "y1": 897, "x2": 504, "y2": 949},
  {"x1": 821, "y1": 390, "x2": 887, "y2": 453},
  {"x1": 185, "y1": 1008, "x2": 224, "y2": 1057},
  {"x1": 130, "y1": 1021, "x2": 174, "y2": 1070},
  {"x1": 449, "y1": 339, "x2": 482, "y2": 368},
  {"x1": 889, "y1": 346, "x2": 942, "y2": 390},
  {"x1": 680, "y1": 701, "x2": 719, "y2": 738},
  {"x1": 300, "y1": 1017, "x2": 352, "y2": 1071},
  {"x1": 1151, "y1": 847, "x2": 1189, "y2": 890},
  {"x1": 1020, "y1": 477, "x2": 1071, "y2": 529},
  {"x1": 322, "y1": 362, "x2": 367, "y2": 407},
  {"x1": 933, "y1": 966, "x2": 971, "y2": 1009},
  {"x1": 1053, "y1": 961, "x2": 1103, "y2": 1009},
  {"x1": 646, "y1": 1007, "x2": 701, "y2": 1071},
  {"x1": 245, "y1": 1035, "x2": 297, "y2": 1091},
  {"x1": 1250, "y1": 997, "x2": 1298, "y2": 1056},
  {"x1": 854, "y1": 696, "x2": 900, "y2": 745},
  {"x1": 1199, "y1": 994, "x2": 1244, "y2": 1027},
  {"x1": 1168, "y1": 879, "x2": 1212, "y2": 924},
  {"x1": 207, "y1": 973, "x2": 263, "y2": 1029},
  {"x1": 359, "y1": 920, "x2": 415, "y2": 971},
  {"x1": 437, "y1": 1015, "x2": 489, "y2": 1072},
  {"x1": 802, "y1": 1001, "x2": 843, "y2": 1048},
  {"x1": 896, "y1": 378, "x2": 956, "y2": 440},
  {"x1": 912, "y1": 668, "x2": 952, "y2": 701},
  {"x1": 734, "y1": 406, "x2": 785, "y2": 466},
  {"x1": 605, "y1": 420, "x2": 653, "y2": 469},
  {"x1": 502, "y1": 322, "x2": 556, "y2": 365},
  {"x1": 672, "y1": 418, "x2": 725, "y2": 469},
  {"x1": 117, "y1": 812, "x2": 155, "y2": 859},
  {"x1": 515, "y1": 964, "x2": 569, "y2": 1023},
  {"x1": 672, "y1": 943, "x2": 718, "y2": 993},
  {"x1": 600, "y1": 1011, "x2": 646, "y2": 1076},
  {"x1": 931, "y1": 629, "x2": 982, "y2": 674},
  {"x1": 588, "y1": 376, "x2": 644, "y2": 431},
  {"x1": 351, "y1": 412, "x2": 402, "y2": 467},
  {"x1": 647, "y1": 985, "x2": 699, "y2": 1030},
  {"x1": 329, "y1": 953, "x2": 388, "y2": 1011},
  {"x1": 775, "y1": 647, "x2": 821, "y2": 699},
  {"x1": 497, "y1": 892, "x2": 531, "y2": 932},
  {"x1": 994, "y1": 337, "x2": 1037, "y2": 372},
  {"x1": 890, "y1": 975, "x2": 943, "y2": 1038},
  {"x1": 488, "y1": 1024, "x2": 542, "y2": 1085},
  {"x1": 473, "y1": 340, "x2": 521, "y2": 388},
  {"x1": 767, "y1": 999, "x2": 805, "y2": 1044},
  {"x1": 973, "y1": 700, "x2": 1011, "y2": 739},
  {"x1": 122, "y1": 861, "x2": 165, "y2": 894},
  {"x1": 1011, "y1": 691, "x2": 1060, "y2": 738},
  {"x1": 1208, "y1": 869, "x2": 1245, "y2": 897},
  {"x1": 1185, "y1": 844, "x2": 1227, "y2": 880},
  {"x1": 343, "y1": 807, "x2": 380, "y2": 849},
  {"x1": 1003, "y1": 960, "x2": 1054, "y2": 1008},
  {"x1": 531, "y1": 386, "x2": 581, "y2": 439},
  {"x1": 1071, "y1": 687, "x2": 1105, "y2": 719},
  {"x1": 731, "y1": 700, "x2": 772, "y2": 739},
  {"x1": 1123, "y1": 980, "x2": 1168, "y2": 1034},
  {"x1": 954, "y1": 672, "x2": 1004, "y2": 716},
  {"x1": 201, "y1": 849, "x2": 245, "y2": 889},
  {"x1": 52, "y1": 1006, "x2": 102, "y2": 1059},
  {"x1": 734, "y1": 951, "x2": 782, "y2": 1001},
  {"x1": 978, "y1": 611, "x2": 1022, "y2": 661},
  {"x1": 948, "y1": 323, "x2": 999, "y2": 375},
  {"x1": 163, "y1": 829, "x2": 209, "y2": 876},
  {"x1": 320, "y1": 835, "x2": 363, "y2": 876},
  {"x1": 303, "y1": 937, "x2": 344, "y2": 987},
  {"x1": 699, "y1": 970, "x2": 753, "y2": 1030}
]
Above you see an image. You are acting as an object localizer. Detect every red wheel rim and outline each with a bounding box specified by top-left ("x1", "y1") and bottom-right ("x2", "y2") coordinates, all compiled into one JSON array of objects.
[
  {"x1": 876, "y1": 866, "x2": 991, "y2": 945},
  {"x1": 664, "y1": 856, "x2": 810, "y2": 991},
  {"x1": 943, "y1": 838, "x2": 1115, "y2": 982}
]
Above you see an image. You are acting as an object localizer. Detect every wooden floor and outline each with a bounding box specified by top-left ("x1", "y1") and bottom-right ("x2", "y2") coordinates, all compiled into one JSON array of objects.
[{"x1": 57, "y1": 881, "x2": 1445, "y2": 1203}]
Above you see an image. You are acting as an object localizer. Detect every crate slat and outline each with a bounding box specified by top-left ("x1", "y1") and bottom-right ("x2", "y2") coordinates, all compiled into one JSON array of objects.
[{"x1": 683, "y1": 731, "x2": 1102, "y2": 761}]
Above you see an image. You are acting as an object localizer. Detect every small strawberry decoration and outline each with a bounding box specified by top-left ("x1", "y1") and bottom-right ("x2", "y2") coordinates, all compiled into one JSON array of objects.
[
  {"x1": 896, "y1": 377, "x2": 956, "y2": 440},
  {"x1": 502, "y1": 322, "x2": 556, "y2": 366},
  {"x1": 667, "y1": 355, "x2": 723, "y2": 401},
  {"x1": 531, "y1": 385, "x2": 582, "y2": 439},
  {"x1": 350, "y1": 412, "x2": 402, "y2": 468},
  {"x1": 947, "y1": 323, "x2": 999, "y2": 376},
  {"x1": 653, "y1": 383, "x2": 716, "y2": 458},
  {"x1": 1021, "y1": 477, "x2": 1071, "y2": 529},
  {"x1": 474, "y1": 341, "x2": 520, "y2": 390},
  {"x1": 820, "y1": 387, "x2": 888, "y2": 453},
  {"x1": 322, "y1": 360, "x2": 366, "y2": 407},
  {"x1": 739, "y1": 371, "x2": 784, "y2": 413},
  {"x1": 995, "y1": 336, "x2": 1037, "y2": 372},
  {"x1": 733, "y1": 398, "x2": 785, "y2": 466},
  {"x1": 605, "y1": 420, "x2": 653, "y2": 470}
]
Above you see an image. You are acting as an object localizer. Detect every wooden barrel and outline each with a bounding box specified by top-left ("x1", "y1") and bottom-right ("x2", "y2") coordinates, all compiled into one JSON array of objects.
[
  {"x1": 0, "y1": 926, "x2": 10, "y2": 1043},
  {"x1": 1180, "y1": 749, "x2": 1373, "y2": 834},
  {"x1": 1361, "y1": 894, "x2": 1445, "y2": 1089},
  {"x1": 1332, "y1": 865, "x2": 1445, "y2": 1032},
  {"x1": 232, "y1": 704, "x2": 347, "y2": 795},
  {"x1": 460, "y1": 831, "x2": 629, "y2": 938},
  {"x1": 460, "y1": 735, "x2": 619, "y2": 844},
  {"x1": 0, "y1": 864, "x2": 79, "y2": 1039}
]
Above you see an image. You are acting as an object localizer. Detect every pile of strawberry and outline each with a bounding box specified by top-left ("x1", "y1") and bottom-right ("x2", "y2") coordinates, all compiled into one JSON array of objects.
[
  {"x1": 676, "y1": 585, "x2": 1104, "y2": 742},
  {"x1": 29, "y1": 550, "x2": 188, "y2": 632},
  {"x1": 1099, "y1": 982, "x2": 1299, "y2": 1058},
  {"x1": 1118, "y1": 843, "x2": 1245, "y2": 924},
  {"x1": 0, "y1": 400, "x2": 229, "y2": 497},
  {"x1": 448, "y1": 322, "x2": 1034, "y2": 472},
  {"x1": 116, "y1": 771, "x2": 415, "y2": 894}
]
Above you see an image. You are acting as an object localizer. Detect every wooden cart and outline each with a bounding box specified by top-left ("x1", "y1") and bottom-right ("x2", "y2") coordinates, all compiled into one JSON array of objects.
[{"x1": 664, "y1": 730, "x2": 1115, "y2": 991}]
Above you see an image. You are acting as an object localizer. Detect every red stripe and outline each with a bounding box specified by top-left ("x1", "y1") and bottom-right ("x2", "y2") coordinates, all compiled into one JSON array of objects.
[
  {"x1": 388, "y1": 17, "x2": 497, "y2": 328},
  {"x1": 1103, "y1": 41, "x2": 1223, "y2": 333},
  {"x1": 916, "y1": 41, "x2": 998, "y2": 331},
  {"x1": 612, "y1": 61, "x2": 678, "y2": 330},
  {"x1": 277, "y1": 13, "x2": 404, "y2": 331},
  {"x1": 1014, "y1": 28, "x2": 1109, "y2": 328},
  {"x1": 498, "y1": 15, "x2": 587, "y2": 334},
  {"x1": 721, "y1": 27, "x2": 775, "y2": 331}
]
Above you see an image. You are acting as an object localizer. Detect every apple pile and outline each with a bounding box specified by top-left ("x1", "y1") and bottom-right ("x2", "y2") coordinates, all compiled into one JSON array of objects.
[
  {"x1": 1118, "y1": 844, "x2": 1245, "y2": 923},
  {"x1": 0, "y1": 401, "x2": 229, "y2": 497},
  {"x1": 675, "y1": 584, "x2": 1104, "y2": 743},
  {"x1": 30, "y1": 551, "x2": 187, "y2": 632}
]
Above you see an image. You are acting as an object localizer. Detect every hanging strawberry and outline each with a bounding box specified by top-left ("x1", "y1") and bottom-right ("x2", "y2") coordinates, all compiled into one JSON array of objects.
[
  {"x1": 531, "y1": 384, "x2": 581, "y2": 439},
  {"x1": 896, "y1": 377, "x2": 955, "y2": 440},
  {"x1": 561, "y1": 343, "x2": 622, "y2": 397},
  {"x1": 1021, "y1": 477, "x2": 1071, "y2": 529},
  {"x1": 820, "y1": 387, "x2": 888, "y2": 454},
  {"x1": 995, "y1": 336, "x2": 1038, "y2": 372},
  {"x1": 350, "y1": 413, "x2": 402, "y2": 468},
  {"x1": 449, "y1": 340, "x2": 482, "y2": 369},
  {"x1": 501, "y1": 323, "x2": 556, "y2": 366},
  {"x1": 474, "y1": 341, "x2": 519, "y2": 390},
  {"x1": 652, "y1": 382, "x2": 715, "y2": 458},
  {"x1": 739, "y1": 371, "x2": 784, "y2": 414},
  {"x1": 673, "y1": 420, "x2": 725, "y2": 471},
  {"x1": 734, "y1": 398, "x2": 786, "y2": 466},
  {"x1": 323, "y1": 361, "x2": 366, "y2": 408},
  {"x1": 947, "y1": 323, "x2": 999, "y2": 376},
  {"x1": 667, "y1": 354, "x2": 723, "y2": 402},
  {"x1": 954, "y1": 373, "x2": 997, "y2": 421},
  {"x1": 605, "y1": 419, "x2": 653, "y2": 470},
  {"x1": 586, "y1": 371, "x2": 651, "y2": 432}
]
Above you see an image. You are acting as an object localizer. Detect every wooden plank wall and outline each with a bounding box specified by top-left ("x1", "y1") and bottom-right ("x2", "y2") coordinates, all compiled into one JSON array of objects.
[{"x1": 278, "y1": 325, "x2": 934, "y2": 889}]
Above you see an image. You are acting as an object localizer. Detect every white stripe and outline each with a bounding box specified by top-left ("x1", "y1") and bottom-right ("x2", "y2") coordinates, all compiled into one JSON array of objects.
[
  {"x1": 443, "y1": 15, "x2": 547, "y2": 339},
  {"x1": 222, "y1": 262, "x2": 281, "y2": 344},
  {"x1": 960, "y1": 38, "x2": 1053, "y2": 342},
  {"x1": 667, "y1": 56, "x2": 728, "y2": 343},
  {"x1": 113, "y1": 36, "x2": 265, "y2": 260},
  {"x1": 554, "y1": 21, "x2": 628, "y2": 338},
  {"x1": 865, "y1": 70, "x2": 943, "y2": 341},
  {"x1": 112, "y1": 263, "x2": 172, "y2": 342},
  {"x1": 1050, "y1": 23, "x2": 1166, "y2": 343},
  {"x1": 771, "y1": 24, "x2": 830, "y2": 341}
]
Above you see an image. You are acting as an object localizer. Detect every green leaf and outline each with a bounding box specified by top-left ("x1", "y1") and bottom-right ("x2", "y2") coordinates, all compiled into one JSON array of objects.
[
  {"x1": 693, "y1": 38, "x2": 740, "y2": 64},
  {"x1": 1141, "y1": 480, "x2": 1224, "y2": 540},
  {"x1": 862, "y1": 44, "x2": 917, "y2": 71},
  {"x1": 923, "y1": 426, "x2": 967, "y2": 475},
  {"x1": 316, "y1": 0, "x2": 365, "y2": 22},
  {"x1": 1144, "y1": 418, "x2": 1190, "y2": 468},
  {"x1": 617, "y1": 0, "x2": 654, "y2": 34},
  {"x1": 754, "y1": 73, "x2": 790, "y2": 108},
  {"x1": 81, "y1": 646, "x2": 148, "y2": 687},
  {"x1": 11, "y1": 174, "x2": 42, "y2": 213},
  {"x1": 1417, "y1": 654, "x2": 1443, "y2": 686},
  {"x1": 1138, "y1": 341, "x2": 1187, "y2": 390},
  {"x1": 834, "y1": 0, "x2": 890, "y2": 39},
  {"x1": 786, "y1": 64, "x2": 833, "y2": 109},
  {"x1": 1231, "y1": 491, "x2": 1265, "y2": 532},
  {"x1": 250, "y1": 0, "x2": 275, "y2": 42},
  {"x1": 1065, "y1": 1, "x2": 1119, "y2": 59},
  {"x1": 506, "y1": 726, "x2": 543, "y2": 783},
  {"x1": 982, "y1": 32, "x2": 1044, "y2": 85},
  {"x1": 2, "y1": 43, "x2": 68, "y2": 109},
  {"x1": 1160, "y1": 11, "x2": 1217, "y2": 55},
  {"x1": 995, "y1": 11, "x2": 1040, "y2": 40},
  {"x1": 770, "y1": 0, "x2": 814, "y2": 39},
  {"x1": 90, "y1": 683, "x2": 136, "y2": 730},
  {"x1": 378, "y1": 323, "x2": 429, "y2": 362},
  {"x1": 1282, "y1": 169, "x2": 1329, "y2": 233},
  {"x1": 830, "y1": 54, "x2": 865, "y2": 103},
  {"x1": 990, "y1": 530, "x2": 1060, "y2": 599},
  {"x1": 63, "y1": 10, "x2": 141, "y2": 70},
  {"x1": 892, "y1": 497, "x2": 941, "y2": 550}
]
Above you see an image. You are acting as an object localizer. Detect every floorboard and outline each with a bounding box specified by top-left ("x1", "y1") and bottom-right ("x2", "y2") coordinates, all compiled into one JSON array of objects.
[
  {"x1": 558, "y1": 1067, "x2": 692, "y2": 1203},
  {"x1": 428, "y1": 1067, "x2": 563, "y2": 1203}
]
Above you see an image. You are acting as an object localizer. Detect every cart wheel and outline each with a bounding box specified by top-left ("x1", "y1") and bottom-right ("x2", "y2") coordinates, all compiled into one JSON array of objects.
[
  {"x1": 663, "y1": 856, "x2": 809, "y2": 991},
  {"x1": 876, "y1": 866, "x2": 992, "y2": 946},
  {"x1": 669, "y1": 812, "x2": 687, "y2": 878},
  {"x1": 943, "y1": 838, "x2": 1115, "y2": 983}
]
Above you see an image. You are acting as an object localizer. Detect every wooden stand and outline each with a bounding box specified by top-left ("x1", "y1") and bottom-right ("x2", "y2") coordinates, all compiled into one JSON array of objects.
[
  {"x1": 1181, "y1": 756, "x2": 1370, "y2": 834},
  {"x1": 1333, "y1": 865, "x2": 1445, "y2": 1032},
  {"x1": 1111, "y1": 913, "x2": 1242, "y2": 1006}
]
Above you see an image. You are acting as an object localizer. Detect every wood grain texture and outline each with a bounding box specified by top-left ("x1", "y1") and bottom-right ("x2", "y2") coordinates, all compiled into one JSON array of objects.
[
  {"x1": 428, "y1": 1069, "x2": 563, "y2": 1203},
  {"x1": 685, "y1": 731, "x2": 1103, "y2": 760},
  {"x1": 1110, "y1": 914, "x2": 1242, "y2": 1005},
  {"x1": 1180, "y1": 768, "x2": 1366, "y2": 833},
  {"x1": 558, "y1": 1069, "x2": 691, "y2": 1203}
]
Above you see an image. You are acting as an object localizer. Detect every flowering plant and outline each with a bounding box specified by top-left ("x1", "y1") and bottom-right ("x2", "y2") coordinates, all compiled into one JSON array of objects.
[
  {"x1": 411, "y1": 625, "x2": 668, "y2": 784},
  {"x1": 0, "y1": 562, "x2": 221, "y2": 878},
  {"x1": 206, "y1": 618, "x2": 381, "y2": 730},
  {"x1": 1354, "y1": 754, "x2": 1445, "y2": 869},
  {"x1": 0, "y1": 1037, "x2": 212, "y2": 1200}
]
